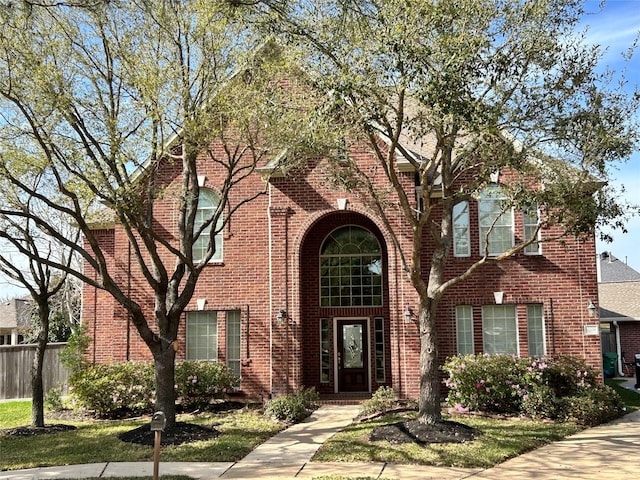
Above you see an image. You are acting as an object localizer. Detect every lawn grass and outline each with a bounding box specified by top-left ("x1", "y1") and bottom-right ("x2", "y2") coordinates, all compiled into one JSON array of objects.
[
  {"x1": 0, "y1": 400, "x2": 31, "y2": 428},
  {"x1": 0, "y1": 407, "x2": 283, "y2": 470},
  {"x1": 605, "y1": 377, "x2": 640, "y2": 412},
  {"x1": 313, "y1": 411, "x2": 582, "y2": 468},
  {"x1": 3, "y1": 391, "x2": 631, "y2": 473}
]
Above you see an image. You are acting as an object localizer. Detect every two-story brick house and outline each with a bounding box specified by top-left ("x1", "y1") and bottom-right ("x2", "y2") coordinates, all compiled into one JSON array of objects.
[{"x1": 81, "y1": 126, "x2": 602, "y2": 401}]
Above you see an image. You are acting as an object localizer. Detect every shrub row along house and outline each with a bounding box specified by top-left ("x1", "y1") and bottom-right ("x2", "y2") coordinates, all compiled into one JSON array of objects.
[{"x1": 81, "y1": 82, "x2": 602, "y2": 402}]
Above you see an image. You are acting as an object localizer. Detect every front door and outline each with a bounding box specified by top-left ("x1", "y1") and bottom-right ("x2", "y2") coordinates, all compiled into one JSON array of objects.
[{"x1": 337, "y1": 319, "x2": 369, "y2": 392}]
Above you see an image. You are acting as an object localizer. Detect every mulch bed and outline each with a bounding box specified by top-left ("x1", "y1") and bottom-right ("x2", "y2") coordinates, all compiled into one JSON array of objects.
[
  {"x1": 118, "y1": 421, "x2": 220, "y2": 446},
  {"x1": 369, "y1": 419, "x2": 478, "y2": 444}
]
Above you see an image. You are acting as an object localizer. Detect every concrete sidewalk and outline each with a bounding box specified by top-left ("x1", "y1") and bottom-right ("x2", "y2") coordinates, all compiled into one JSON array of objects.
[{"x1": 3, "y1": 382, "x2": 640, "y2": 479}]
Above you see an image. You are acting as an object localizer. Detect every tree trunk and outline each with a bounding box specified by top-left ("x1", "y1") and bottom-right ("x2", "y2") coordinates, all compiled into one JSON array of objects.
[
  {"x1": 417, "y1": 300, "x2": 442, "y2": 425},
  {"x1": 153, "y1": 342, "x2": 177, "y2": 427},
  {"x1": 31, "y1": 301, "x2": 50, "y2": 427}
]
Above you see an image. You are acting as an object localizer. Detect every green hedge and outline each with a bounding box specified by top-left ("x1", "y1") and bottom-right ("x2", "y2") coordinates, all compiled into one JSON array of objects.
[
  {"x1": 443, "y1": 354, "x2": 625, "y2": 425},
  {"x1": 264, "y1": 387, "x2": 319, "y2": 424}
]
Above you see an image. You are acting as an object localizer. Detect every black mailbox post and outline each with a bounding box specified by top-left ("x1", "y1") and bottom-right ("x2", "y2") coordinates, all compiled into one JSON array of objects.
[
  {"x1": 151, "y1": 411, "x2": 166, "y2": 432},
  {"x1": 635, "y1": 355, "x2": 640, "y2": 389},
  {"x1": 151, "y1": 411, "x2": 165, "y2": 480}
]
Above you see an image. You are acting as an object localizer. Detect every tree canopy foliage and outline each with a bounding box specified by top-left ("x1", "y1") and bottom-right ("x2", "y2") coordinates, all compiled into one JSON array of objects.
[
  {"x1": 0, "y1": 0, "x2": 325, "y2": 425},
  {"x1": 251, "y1": 0, "x2": 639, "y2": 422},
  {"x1": 0, "y1": 0, "x2": 636, "y2": 426}
]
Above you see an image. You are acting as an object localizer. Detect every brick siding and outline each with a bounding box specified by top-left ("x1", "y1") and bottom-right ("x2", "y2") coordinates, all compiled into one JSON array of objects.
[{"x1": 82, "y1": 143, "x2": 602, "y2": 400}]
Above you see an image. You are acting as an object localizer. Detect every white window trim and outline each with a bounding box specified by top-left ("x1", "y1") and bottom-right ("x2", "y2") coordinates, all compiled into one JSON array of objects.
[
  {"x1": 526, "y1": 304, "x2": 546, "y2": 356},
  {"x1": 319, "y1": 225, "x2": 384, "y2": 308},
  {"x1": 523, "y1": 208, "x2": 542, "y2": 255},
  {"x1": 186, "y1": 311, "x2": 218, "y2": 361},
  {"x1": 478, "y1": 188, "x2": 515, "y2": 257},
  {"x1": 226, "y1": 310, "x2": 242, "y2": 379},
  {"x1": 455, "y1": 305, "x2": 474, "y2": 355},
  {"x1": 481, "y1": 305, "x2": 520, "y2": 355},
  {"x1": 453, "y1": 201, "x2": 471, "y2": 257},
  {"x1": 193, "y1": 189, "x2": 224, "y2": 264}
]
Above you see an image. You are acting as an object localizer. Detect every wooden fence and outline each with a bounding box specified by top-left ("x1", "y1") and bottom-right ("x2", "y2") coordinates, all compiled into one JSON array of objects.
[{"x1": 0, "y1": 343, "x2": 69, "y2": 400}]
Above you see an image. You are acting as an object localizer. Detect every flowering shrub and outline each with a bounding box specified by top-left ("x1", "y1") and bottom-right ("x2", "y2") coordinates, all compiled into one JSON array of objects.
[
  {"x1": 443, "y1": 354, "x2": 527, "y2": 413},
  {"x1": 443, "y1": 354, "x2": 624, "y2": 424},
  {"x1": 543, "y1": 355, "x2": 598, "y2": 396},
  {"x1": 69, "y1": 360, "x2": 238, "y2": 417}
]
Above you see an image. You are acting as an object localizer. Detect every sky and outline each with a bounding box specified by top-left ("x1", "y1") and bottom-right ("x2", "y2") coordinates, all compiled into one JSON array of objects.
[
  {"x1": 0, "y1": 1, "x2": 639, "y2": 297},
  {"x1": 583, "y1": 0, "x2": 640, "y2": 269}
]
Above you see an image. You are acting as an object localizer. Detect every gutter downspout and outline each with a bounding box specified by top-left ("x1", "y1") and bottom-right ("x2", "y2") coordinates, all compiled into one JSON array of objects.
[
  {"x1": 614, "y1": 321, "x2": 624, "y2": 376},
  {"x1": 268, "y1": 182, "x2": 274, "y2": 398}
]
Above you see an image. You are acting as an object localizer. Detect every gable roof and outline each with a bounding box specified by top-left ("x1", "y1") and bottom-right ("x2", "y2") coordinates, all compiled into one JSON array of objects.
[
  {"x1": 598, "y1": 251, "x2": 640, "y2": 283},
  {"x1": 599, "y1": 281, "x2": 640, "y2": 322},
  {"x1": 0, "y1": 298, "x2": 31, "y2": 329},
  {"x1": 598, "y1": 252, "x2": 640, "y2": 322}
]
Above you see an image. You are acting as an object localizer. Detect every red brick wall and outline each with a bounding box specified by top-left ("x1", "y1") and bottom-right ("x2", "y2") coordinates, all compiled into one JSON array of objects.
[
  {"x1": 620, "y1": 323, "x2": 640, "y2": 361},
  {"x1": 82, "y1": 143, "x2": 602, "y2": 400}
]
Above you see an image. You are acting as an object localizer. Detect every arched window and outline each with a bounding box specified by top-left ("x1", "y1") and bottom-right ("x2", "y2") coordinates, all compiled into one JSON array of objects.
[
  {"x1": 193, "y1": 189, "x2": 222, "y2": 262},
  {"x1": 320, "y1": 226, "x2": 382, "y2": 307}
]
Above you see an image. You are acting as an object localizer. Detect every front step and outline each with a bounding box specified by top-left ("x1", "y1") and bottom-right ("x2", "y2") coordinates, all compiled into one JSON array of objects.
[{"x1": 318, "y1": 393, "x2": 371, "y2": 405}]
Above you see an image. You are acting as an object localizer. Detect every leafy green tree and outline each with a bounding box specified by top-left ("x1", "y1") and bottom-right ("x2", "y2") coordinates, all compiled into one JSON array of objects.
[
  {"x1": 0, "y1": 1, "x2": 323, "y2": 426},
  {"x1": 257, "y1": 0, "x2": 639, "y2": 424}
]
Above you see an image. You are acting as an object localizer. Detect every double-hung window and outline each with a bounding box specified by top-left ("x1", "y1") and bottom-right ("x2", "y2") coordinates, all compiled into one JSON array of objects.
[
  {"x1": 186, "y1": 310, "x2": 242, "y2": 382},
  {"x1": 193, "y1": 189, "x2": 223, "y2": 262},
  {"x1": 455, "y1": 305, "x2": 474, "y2": 354},
  {"x1": 523, "y1": 206, "x2": 541, "y2": 255},
  {"x1": 226, "y1": 310, "x2": 242, "y2": 379},
  {"x1": 453, "y1": 201, "x2": 470, "y2": 257},
  {"x1": 479, "y1": 186, "x2": 514, "y2": 256},
  {"x1": 527, "y1": 304, "x2": 545, "y2": 356},
  {"x1": 482, "y1": 305, "x2": 518, "y2": 355},
  {"x1": 186, "y1": 311, "x2": 218, "y2": 361}
]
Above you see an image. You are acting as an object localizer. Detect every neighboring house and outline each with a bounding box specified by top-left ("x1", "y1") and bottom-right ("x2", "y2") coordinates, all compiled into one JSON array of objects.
[
  {"x1": 598, "y1": 251, "x2": 640, "y2": 376},
  {"x1": 81, "y1": 118, "x2": 603, "y2": 401},
  {"x1": 0, "y1": 298, "x2": 30, "y2": 345}
]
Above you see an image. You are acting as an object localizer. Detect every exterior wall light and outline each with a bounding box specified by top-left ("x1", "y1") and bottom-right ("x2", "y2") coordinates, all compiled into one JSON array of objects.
[
  {"x1": 587, "y1": 300, "x2": 597, "y2": 318},
  {"x1": 276, "y1": 309, "x2": 287, "y2": 324}
]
